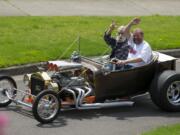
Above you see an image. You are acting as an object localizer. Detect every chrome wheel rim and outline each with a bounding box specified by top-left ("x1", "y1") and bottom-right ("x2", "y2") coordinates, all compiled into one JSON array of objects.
[
  {"x1": 167, "y1": 81, "x2": 180, "y2": 106},
  {"x1": 0, "y1": 79, "x2": 15, "y2": 104},
  {"x1": 37, "y1": 94, "x2": 59, "y2": 120}
]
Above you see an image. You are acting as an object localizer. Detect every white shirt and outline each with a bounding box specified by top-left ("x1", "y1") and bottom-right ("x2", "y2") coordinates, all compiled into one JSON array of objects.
[{"x1": 127, "y1": 36, "x2": 152, "y2": 67}]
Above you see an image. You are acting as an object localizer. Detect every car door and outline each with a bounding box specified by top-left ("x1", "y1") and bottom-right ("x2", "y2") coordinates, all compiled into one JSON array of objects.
[{"x1": 94, "y1": 62, "x2": 157, "y2": 101}]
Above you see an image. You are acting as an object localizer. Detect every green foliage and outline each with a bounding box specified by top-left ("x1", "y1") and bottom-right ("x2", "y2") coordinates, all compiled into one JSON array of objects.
[
  {"x1": 0, "y1": 16, "x2": 179, "y2": 67},
  {"x1": 142, "y1": 123, "x2": 180, "y2": 135}
]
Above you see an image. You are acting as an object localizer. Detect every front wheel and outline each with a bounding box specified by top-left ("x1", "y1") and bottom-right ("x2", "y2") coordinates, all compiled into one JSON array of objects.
[
  {"x1": 150, "y1": 70, "x2": 180, "y2": 112},
  {"x1": 0, "y1": 76, "x2": 17, "y2": 107},
  {"x1": 32, "y1": 90, "x2": 61, "y2": 124}
]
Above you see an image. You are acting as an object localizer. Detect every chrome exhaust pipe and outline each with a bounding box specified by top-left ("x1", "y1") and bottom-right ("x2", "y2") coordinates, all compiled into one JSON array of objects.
[
  {"x1": 79, "y1": 101, "x2": 134, "y2": 110},
  {"x1": 72, "y1": 87, "x2": 84, "y2": 108},
  {"x1": 73, "y1": 87, "x2": 134, "y2": 110},
  {"x1": 74, "y1": 87, "x2": 85, "y2": 105},
  {"x1": 63, "y1": 88, "x2": 79, "y2": 108},
  {"x1": 60, "y1": 87, "x2": 134, "y2": 110},
  {"x1": 84, "y1": 86, "x2": 92, "y2": 97}
]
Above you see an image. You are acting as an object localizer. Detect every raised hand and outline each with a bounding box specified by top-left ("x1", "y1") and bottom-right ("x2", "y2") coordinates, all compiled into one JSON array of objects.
[
  {"x1": 109, "y1": 20, "x2": 117, "y2": 30},
  {"x1": 131, "y1": 17, "x2": 141, "y2": 25}
]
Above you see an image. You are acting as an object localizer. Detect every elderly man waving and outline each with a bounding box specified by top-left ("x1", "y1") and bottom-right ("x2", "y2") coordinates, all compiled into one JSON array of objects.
[
  {"x1": 104, "y1": 18, "x2": 152, "y2": 70},
  {"x1": 104, "y1": 18, "x2": 140, "y2": 61}
]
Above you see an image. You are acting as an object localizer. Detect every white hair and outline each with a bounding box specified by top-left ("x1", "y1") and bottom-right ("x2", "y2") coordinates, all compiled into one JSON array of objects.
[{"x1": 117, "y1": 25, "x2": 125, "y2": 33}]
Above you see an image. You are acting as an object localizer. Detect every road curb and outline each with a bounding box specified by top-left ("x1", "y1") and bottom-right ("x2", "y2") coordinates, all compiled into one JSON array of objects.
[
  {"x1": 159, "y1": 49, "x2": 180, "y2": 58},
  {"x1": 0, "y1": 49, "x2": 179, "y2": 76},
  {"x1": 0, "y1": 62, "x2": 46, "y2": 76}
]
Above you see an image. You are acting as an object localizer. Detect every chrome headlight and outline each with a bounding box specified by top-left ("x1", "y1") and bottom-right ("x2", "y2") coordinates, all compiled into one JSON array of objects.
[{"x1": 23, "y1": 74, "x2": 31, "y2": 86}]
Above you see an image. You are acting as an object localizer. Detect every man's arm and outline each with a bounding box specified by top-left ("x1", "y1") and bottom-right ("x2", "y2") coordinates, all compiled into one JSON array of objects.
[
  {"x1": 104, "y1": 21, "x2": 116, "y2": 48},
  {"x1": 117, "y1": 58, "x2": 143, "y2": 65},
  {"x1": 105, "y1": 21, "x2": 116, "y2": 35},
  {"x1": 123, "y1": 18, "x2": 141, "y2": 39}
]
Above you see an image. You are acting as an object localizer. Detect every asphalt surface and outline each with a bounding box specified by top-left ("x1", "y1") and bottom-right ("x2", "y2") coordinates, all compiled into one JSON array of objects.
[
  {"x1": 0, "y1": 0, "x2": 180, "y2": 16},
  {"x1": 0, "y1": 59, "x2": 179, "y2": 135}
]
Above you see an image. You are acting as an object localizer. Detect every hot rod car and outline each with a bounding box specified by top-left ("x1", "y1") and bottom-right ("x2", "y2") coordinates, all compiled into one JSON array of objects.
[{"x1": 0, "y1": 51, "x2": 180, "y2": 123}]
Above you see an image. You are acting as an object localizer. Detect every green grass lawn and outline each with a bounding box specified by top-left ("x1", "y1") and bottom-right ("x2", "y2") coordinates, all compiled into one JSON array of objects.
[
  {"x1": 0, "y1": 16, "x2": 180, "y2": 67},
  {"x1": 142, "y1": 123, "x2": 180, "y2": 135}
]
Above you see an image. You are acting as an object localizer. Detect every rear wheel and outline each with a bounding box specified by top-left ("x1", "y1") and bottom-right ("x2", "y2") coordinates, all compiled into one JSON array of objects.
[
  {"x1": 167, "y1": 81, "x2": 180, "y2": 106},
  {"x1": 0, "y1": 76, "x2": 17, "y2": 107},
  {"x1": 150, "y1": 70, "x2": 180, "y2": 111},
  {"x1": 32, "y1": 90, "x2": 61, "y2": 124}
]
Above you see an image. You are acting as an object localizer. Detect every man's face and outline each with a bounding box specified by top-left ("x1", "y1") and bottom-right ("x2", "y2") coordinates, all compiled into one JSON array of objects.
[
  {"x1": 133, "y1": 31, "x2": 143, "y2": 45},
  {"x1": 116, "y1": 34, "x2": 126, "y2": 43},
  {"x1": 116, "y1": 26, "x2": 126, "y2": 43}
]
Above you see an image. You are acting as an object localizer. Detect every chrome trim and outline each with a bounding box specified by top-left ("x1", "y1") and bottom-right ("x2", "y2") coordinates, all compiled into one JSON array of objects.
[
  {"x1": 36, "y1": 93, "x2": 59, "y2": 120},
  {"x1": 60, "y1": 86, "x2": 134, "y2": 110},
  {"x1": 167, "y1": 81, "x2": 180, "y2": 106},
  {"x1": 84, "y1": 86, "x2": 92, "y2": 97},
  {"x1": 80, "y1": 101, "x2": 134, "y2": 109},
  {"x1": 5, "y1": 90, "x2": 32, "y2": 108}
]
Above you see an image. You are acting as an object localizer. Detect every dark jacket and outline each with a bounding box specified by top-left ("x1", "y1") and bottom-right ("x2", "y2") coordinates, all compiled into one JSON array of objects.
[{"x1": 104, "y1": 32, "x2": 130, "y2": 60}]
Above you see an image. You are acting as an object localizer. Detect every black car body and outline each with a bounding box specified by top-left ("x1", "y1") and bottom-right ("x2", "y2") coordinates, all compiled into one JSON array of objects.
[{"x1": 0, "y1": 51, "x2": 179, "y2": 124}]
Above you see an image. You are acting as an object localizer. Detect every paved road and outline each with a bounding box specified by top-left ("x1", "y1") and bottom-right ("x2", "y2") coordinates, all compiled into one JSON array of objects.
[
  {"x1": 0, "y1": 59, "x2": 179, "y2": 135},
  {"x1": 0, "y1": 0, "x2": 180, "y2": 16}
]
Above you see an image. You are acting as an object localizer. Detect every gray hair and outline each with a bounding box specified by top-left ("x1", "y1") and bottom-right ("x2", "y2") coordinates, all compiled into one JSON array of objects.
[{"x1": 117, "y1": 25, "x2": 125, "y2": 33}]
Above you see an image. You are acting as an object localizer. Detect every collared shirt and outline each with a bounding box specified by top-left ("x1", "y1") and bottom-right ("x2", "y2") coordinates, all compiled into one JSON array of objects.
[
  {"x1": 104, "y1": 32, "x2": 130, "y2": 60},
  {"x1": 127, "y1": 36, "x2": 152, "y2": 67}
]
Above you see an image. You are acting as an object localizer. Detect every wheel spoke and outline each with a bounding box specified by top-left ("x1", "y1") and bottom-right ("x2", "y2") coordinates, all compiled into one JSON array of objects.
[
  {"x1": 167, "y1": 81, "x2": 180, "y2": 106},
  {"x1": 37, "y1": 93, "x2": 59, "y2": 120},
  {"x1": 167, "y1": 90, "x2": 172, "y2": 97},
  {"x1": 0, "y1": 79, "x2": 16, "y2": 104},
  {"x1": 174, "y1": 98, "x2": 180, "y2": 103}
]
